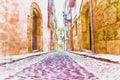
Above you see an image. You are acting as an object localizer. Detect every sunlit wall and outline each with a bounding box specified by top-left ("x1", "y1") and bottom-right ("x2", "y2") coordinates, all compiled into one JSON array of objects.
[
  {"x1": 0, "y1": 0, "x2": 50, "y2": 56},
  {"x1": 92, "y1": 0, "x2": 120, "y2": 54}
]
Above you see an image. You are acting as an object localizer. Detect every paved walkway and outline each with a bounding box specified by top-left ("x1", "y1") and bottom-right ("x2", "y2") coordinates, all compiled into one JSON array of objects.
[
  {"x1": 5, "y1": 51, "x2": 98, "y2": 80},
  {"x1": 69, "y1": 51, "x2": 120, "y2": 64},
  {"x1": 66, "y1": 51, "x2": 120, "y2": 80}
]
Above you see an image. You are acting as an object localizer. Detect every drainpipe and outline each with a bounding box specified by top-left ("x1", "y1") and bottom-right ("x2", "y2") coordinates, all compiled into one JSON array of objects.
[{"x1": 90, "y1": 0, "x2": 95, "y2": 53}]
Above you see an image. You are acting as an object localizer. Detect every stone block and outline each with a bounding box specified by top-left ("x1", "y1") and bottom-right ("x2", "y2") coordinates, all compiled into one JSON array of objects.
[
  {"x1": 95, "y1": 29, "x2": 105, "y2": 41},
  {"x1": 95, "y1": 41, "x2": 107, "y2": 54},
  {"x1": 107, "y1": 40, "x2": 115, "y2": 54},
  {"x1": 73, "y1": 36, "x2": 79, "y2": 51},
  {"x1": 103, "y1": 5, "x2": 117, "y2": 25},
  {"x1": 111, "y1": 0, "x2": 120, "y2": 3},
  {"x1": 114, "y1": 40, "x2": 120, "y2": 54},
  {"x1": 107, "y1": 40, "x2": 120, "y2": 54},
  {"x1": 117, "y1": 5, "x2": 120, "y2": 20},
  {"x1": 112, "y1": 22, "x2": 120, "y2": 39},
  {"x1": 116, "y1": 27, "x2": 120, "y2": 39},
  {"x1": 106, "y1": 27, "x2": 116, "y2": 40}
]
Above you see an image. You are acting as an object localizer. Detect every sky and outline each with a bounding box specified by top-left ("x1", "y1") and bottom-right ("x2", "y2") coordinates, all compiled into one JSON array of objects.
[
  {"x1": 54, "y1": 0, "x2": 82, "y2": 28},
  {"x1": 54, "y1": 0, "x2": 65, "y2": 28}
]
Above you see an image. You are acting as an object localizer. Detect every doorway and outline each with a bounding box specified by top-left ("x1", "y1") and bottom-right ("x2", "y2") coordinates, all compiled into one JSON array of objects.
[
  {"x1": 32, "y1": 11, "x2": 37, "y2": 50},
  {"x1": 81, "y1": 2, "x2": 92, "y2": 51},
  {"x1": 85, "y1": 9, "x2": 91, "y2": 50},
  {"x1": 28, "y1": 2, "x2": 43, "y2": 52}
]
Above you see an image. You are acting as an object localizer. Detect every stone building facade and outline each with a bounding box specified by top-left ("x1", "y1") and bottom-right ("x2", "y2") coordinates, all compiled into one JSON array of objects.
[
  {"x1": 48, "y1": 0, "x2": 58, "y2": 50},
  {"x1": 66, "y1": 0, "x2": 120, "y2": 55},
  {"x1": 92, "y1": 0, "x2": 120, "y2": 54},
  {"x1": 0, "y1": 0, "x2": 50, "y2": 56},
  {"x1": 78, "y1": 0, "x2": 120, "y2": 54}
]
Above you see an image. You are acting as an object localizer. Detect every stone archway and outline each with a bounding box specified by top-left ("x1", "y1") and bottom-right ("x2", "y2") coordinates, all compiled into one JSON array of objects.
[
  {"x1": 81, "y1": 2, "x2": 92, "y2": 50},
  {"x1": 27, "y1": 2, "x2": 43, "y2": 52}
]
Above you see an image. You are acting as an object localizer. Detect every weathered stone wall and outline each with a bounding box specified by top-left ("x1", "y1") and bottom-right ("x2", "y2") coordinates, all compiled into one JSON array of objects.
[
  {"x1": 77, "y1": 16, "x2": 82, "y2": 51},
  {"x1": 72, "y1": 19, "x2": 80, "y2": 51},
  {"x1": 92, "y1": 0, "x2": 120, "y2": 54},
  {"x1": 0, "y1": 0, "x2": 49, "y2": 56}
]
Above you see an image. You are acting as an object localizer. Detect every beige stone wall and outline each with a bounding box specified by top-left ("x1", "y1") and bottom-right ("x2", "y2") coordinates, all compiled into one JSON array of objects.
[
  {"x1": 77, "y1": 16, "x2": 82, "y2": 51},
  {"x1": 68, "y1": 29, "x2": 73, "y2": 51},
  {"x1": 0, "y1": 0, "x2": 49, "y2": 56},
  {"x1": 72, "y1": 21, "x2": 78, "y2": 51},
  {"x1": 92, "y1": 0, "x2": 120, "y2": 54}
]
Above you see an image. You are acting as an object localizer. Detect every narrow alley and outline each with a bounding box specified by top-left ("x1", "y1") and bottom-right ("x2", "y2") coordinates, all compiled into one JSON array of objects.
[{"x1": 1, "y1": 0, "x2": 120, "y2": 80}]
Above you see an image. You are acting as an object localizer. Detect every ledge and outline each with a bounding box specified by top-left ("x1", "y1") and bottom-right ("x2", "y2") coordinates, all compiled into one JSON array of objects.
[
  {"x1": 0, "y1": 51, "x2": 55, "y2": 65},
  {"x1": 68, "y1": 51, "x2": 120, "y2": 64}
]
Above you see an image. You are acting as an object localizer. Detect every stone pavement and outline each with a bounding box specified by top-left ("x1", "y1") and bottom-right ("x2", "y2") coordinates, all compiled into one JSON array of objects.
[
  {"x1": 69, "y1": 51, "x2": 120, "y2": 64},
  {"x1": 66, "y1": 51, "x2": 120, "y2": 80},
  {"x1": 4, "y1": 51, "x2": 98, "y2": 80}
]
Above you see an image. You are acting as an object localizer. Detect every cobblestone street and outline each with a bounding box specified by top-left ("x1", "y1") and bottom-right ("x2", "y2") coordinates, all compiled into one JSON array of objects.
[
  {"x1": 4, "y1": 51, "x2": 98, "y2": 80},
  {"x1": 1, "y1": 51, "x2": 120, "y2": 80}
]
